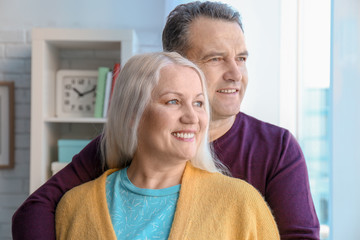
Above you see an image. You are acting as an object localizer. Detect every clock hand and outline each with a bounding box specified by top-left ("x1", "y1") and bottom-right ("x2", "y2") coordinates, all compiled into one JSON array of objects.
[
  {"x1": 72, "y1": 87, "x2": 84, "y2": 97},
  {"x1": 82, "y1": 86, "x2": 97, "y2": 96}
]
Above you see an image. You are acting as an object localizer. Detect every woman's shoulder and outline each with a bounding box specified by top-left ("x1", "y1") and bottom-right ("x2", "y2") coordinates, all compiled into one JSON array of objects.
[
  {"x1": 55, "y1": 169, "x2": 119, "y2": 239},
  {"x1": 187, "y1": 165, "x2": 264, "y2": 202},
  {"x1": 209, "y1": 172, "x2": 262, "y2": 199},
  {"x1": 59, "y1": 169, "x2": 119, "y2": 208}
]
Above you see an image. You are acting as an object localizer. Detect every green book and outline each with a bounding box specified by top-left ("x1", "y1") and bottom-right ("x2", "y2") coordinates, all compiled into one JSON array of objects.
[{"x1": 94, "y1": 67, "x2": 110, "y2": 117}]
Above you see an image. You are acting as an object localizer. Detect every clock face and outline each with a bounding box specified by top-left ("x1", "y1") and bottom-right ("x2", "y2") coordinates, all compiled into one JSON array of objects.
[
  {"x1": 62, "y1": 76, "x2": 97, "y2": 114},
  {"x1": 56, "y1": 70, "x2": 98, "y2": 117}
]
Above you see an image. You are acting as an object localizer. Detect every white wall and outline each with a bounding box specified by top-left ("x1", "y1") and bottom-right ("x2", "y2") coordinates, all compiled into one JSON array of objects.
[
  {"x1": 0, "y1": 0, "x2": 164, "y2": 29},
  {"x1": 0, "y1": 0, "x2": 166, "y2": 52},
  {"x1": 332, "y1": 0, "x2": 360, "y2": 239}
]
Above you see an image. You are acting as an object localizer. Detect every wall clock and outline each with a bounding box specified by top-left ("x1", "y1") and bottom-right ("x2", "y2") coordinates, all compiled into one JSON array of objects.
[{"x1": 56, "y1": 70, "x2": 98, "y2": 118}]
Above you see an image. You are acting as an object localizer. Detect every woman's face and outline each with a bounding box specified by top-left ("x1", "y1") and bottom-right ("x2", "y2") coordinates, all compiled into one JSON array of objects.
[{"x1": 136, "y1": 64, "x2": 208, "y2": 165}]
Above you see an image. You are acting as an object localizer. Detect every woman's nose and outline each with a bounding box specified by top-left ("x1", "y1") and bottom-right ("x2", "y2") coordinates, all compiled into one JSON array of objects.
[{"x1": 180, "y1": 105, "x2": 199, "y2": 124}]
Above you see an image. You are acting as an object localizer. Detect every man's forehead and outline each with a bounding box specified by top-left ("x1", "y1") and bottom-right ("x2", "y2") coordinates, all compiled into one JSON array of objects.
[{"x1": 186, "y1": 19, "x2": 247, "y2": 59}]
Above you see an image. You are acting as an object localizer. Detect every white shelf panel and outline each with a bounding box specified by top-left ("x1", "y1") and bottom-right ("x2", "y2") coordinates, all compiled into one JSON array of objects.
[{"x1": 44, "y1": 117, "x2": 107, "y2": 123}]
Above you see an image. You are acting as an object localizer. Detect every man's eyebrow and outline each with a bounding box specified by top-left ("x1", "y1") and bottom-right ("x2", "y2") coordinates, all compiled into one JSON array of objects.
[
  {"x1": 238, "y1": 50, "x2": 249, "y2": 56},
  {"x1": 201, "y1": 50, "x2": 249, "y2": 61},
  {"x1": 200, "y1": 52, "x2": 226, "y2": 61}
]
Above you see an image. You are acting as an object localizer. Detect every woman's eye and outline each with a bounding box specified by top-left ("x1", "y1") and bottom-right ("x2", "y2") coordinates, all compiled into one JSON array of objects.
[
  {"x1": 167, "y1": 99, "x2": 179, "y2": 105},
  {"x1": 194, "y1": 101, "x2": 203, "y2": 107}
]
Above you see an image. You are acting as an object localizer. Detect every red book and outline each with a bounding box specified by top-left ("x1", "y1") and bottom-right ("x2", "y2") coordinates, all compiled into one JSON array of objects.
[{"x1": 108, "y1": 63, "x2": 121, "y2": 108}]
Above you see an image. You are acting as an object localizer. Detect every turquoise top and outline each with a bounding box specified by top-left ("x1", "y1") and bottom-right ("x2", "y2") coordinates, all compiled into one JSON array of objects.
[{"x1": 106, "y1": 168, "x2": 180, "y2": 240}]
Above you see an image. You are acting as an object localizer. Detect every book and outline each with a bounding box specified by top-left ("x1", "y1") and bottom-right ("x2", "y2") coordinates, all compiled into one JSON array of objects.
[
  {"x1": 102, "y1": 71, "x2": 113, "y2": 118},
  {"x1": 94, "y1": 67, "x2": 110, "y2": 118},
  {"x1": 109, "y1": 63, "x2": 121, "y2": 107}
]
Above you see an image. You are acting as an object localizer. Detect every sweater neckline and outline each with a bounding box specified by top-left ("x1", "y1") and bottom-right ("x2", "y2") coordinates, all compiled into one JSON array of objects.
[{"x1": 119, "y1": 167, "x2": 181, "y2": 197}]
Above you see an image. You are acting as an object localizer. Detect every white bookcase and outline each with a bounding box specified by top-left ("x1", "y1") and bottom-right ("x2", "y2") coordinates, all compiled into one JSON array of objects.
[{"x1": 30, "y1": 28, "x2": 138, "y2": 193}]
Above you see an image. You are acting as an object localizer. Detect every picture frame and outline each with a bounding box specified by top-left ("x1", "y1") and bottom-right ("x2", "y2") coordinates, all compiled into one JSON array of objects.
[{"x1": 0, "y1": 82, "x2": 14, "y2": 169}]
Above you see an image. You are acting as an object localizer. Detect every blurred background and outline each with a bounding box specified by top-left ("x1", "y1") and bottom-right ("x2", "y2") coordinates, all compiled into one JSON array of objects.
[{"x1": 0, "y1": 0, "x2": 359, "y2": 239}]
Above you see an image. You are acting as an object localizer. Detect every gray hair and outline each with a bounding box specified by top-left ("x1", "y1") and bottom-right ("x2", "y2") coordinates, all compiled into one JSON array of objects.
[
  {"x1": 162, "y1": 1, "x2": 243, "y2": 56},
  {"x1": 101, "y1": 52, "x2": 226, "y2": 174}
]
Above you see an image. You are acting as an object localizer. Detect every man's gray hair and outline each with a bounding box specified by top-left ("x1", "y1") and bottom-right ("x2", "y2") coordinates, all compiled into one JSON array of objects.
[{"x1": 162, "y1": 1, "x2": 243, "y2": 56}]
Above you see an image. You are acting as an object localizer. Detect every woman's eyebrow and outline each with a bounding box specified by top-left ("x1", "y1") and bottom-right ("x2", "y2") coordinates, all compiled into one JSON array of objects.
[
  {"x1": 158, "y1": 92, "x2": 204, "y2": 98},
  {"x1": 158, "y1": 91, "x2": 183, "y2": 97}
]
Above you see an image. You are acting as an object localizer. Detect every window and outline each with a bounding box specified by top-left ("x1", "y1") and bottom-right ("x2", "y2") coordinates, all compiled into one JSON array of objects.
[{"x1": 298, "y1": 0, "x2": 331, "y2": 238}]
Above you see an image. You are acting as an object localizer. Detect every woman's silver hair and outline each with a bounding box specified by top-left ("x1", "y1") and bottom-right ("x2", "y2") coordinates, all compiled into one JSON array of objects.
[
  {"x1": 101, "y1": 52, "x2": 227, "y2": 174},
  {"x1": 162, "y1": 1, "x2": 243, "y2": 56}
]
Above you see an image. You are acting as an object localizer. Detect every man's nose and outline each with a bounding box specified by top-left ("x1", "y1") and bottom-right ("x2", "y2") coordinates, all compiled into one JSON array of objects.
[{"x1": 223, "y1": 59, "x2": 242, "y2": 82}]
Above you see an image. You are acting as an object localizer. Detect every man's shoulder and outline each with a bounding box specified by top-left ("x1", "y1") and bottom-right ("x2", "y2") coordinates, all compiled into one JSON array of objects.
[
  {"x1": 235, "y1": 113, "x2": 304, "y2": 168},
  {"x1": 238, "y1": 112, "x2": 287, "y2": 132},
  {"x1": 235, "y1": 112, "x2": 292, "y2": 141}
]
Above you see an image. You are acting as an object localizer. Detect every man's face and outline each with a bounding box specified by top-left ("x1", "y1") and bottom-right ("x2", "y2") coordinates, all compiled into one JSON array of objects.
[{"x1": 185, "y1": 17, "x2": 248, "y2": 122}]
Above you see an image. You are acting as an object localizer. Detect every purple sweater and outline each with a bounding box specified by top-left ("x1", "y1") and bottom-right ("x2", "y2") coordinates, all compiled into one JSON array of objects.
[{"x1": 12, "y1": 112, "x2": 319, "y2": 239}]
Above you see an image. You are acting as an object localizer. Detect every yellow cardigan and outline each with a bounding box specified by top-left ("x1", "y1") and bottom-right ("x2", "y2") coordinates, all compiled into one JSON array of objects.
[{"x1": 56, "y1": 163, "x2": 280, "y2": 239}]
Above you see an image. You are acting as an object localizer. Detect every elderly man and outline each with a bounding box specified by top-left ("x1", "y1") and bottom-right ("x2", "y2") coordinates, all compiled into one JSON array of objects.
[{"x1": 13, "y1": 1, "x2": 319, "y2": 239}]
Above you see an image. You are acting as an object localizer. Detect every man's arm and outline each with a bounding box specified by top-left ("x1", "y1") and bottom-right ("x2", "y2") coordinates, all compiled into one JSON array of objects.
[
  {"x1": 12, "y1": 136, "x2": 104, "y2": 240},
  {"x1": 266, "y1": 131, "x2": 320, "y2": 239}
]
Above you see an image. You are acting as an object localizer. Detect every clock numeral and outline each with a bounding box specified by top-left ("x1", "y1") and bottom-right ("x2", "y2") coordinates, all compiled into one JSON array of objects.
[
  {"x1": 71, "y1": 79, "x2": 76, "y2": 84},
  {"x1": 86, "y1": 105, "x2": 92, "y2": 111},
  {"x1": 78, "y1": 79, "x2": 85, "y2": 85},
  {"x1": 78, "y1": 105, "x2": 84, "y2": 111},
  {"x1": 71, "y1": 105, "x2": 76, "y2": 110},
  {"x1": 64, "y1": 100, "x2": 70, "y2": 105},
  {"x1": 65, "y1": 84, "x2": 72, "y2": 90},
  {"x1": 65, "y1": 91, "x2": 70, "y2": 97}
]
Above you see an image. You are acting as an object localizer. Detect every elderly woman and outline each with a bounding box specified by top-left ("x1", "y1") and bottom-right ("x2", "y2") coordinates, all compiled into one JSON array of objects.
[{"x1": 55, "y1": 52, "x2": 280, "y2": 239}]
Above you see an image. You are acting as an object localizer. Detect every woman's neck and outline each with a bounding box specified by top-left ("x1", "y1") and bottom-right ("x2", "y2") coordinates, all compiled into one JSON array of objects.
[{"x1": 126, "y1": 157, "x2": 186, "y2": 189}]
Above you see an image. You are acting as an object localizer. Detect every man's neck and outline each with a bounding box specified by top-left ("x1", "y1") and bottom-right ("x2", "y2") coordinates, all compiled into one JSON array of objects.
[{"x1": 209, "y1": 115, "x2": 236, "y2": 142}]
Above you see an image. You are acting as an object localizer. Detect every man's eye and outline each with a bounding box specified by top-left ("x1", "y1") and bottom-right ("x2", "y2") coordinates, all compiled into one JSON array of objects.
[
  {"x1": 237, "y1": 56, "x2": 247, "y2": 62},
  {"x1": 167, "y1": 99, "x2": 179, "y2": 105},
  {"x1": 210, "y1": 57, "x2": 222, "y2": 62}
]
